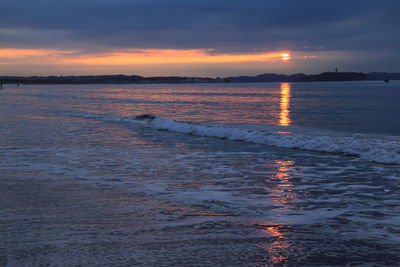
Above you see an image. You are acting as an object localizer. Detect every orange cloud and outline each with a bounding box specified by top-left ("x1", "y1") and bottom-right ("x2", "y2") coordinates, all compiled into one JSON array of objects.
[
  {"x1": 0, "y1": 47, "x2": 291, "y2": 68},
  {"x1": 64, "y1": 49, "x2": 291, "y2": 65},
  {"x1": 0, "y1": 48, "x2": 74, "y2": 59}
]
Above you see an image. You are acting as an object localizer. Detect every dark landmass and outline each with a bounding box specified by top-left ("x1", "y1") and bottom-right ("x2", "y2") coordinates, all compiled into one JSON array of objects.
[
  {"x1": 0, "y1": 72, "x2": 399, "y2": 85},
  {"x1": 299, "y1": 72, "x2": 367, "y2": 82}
]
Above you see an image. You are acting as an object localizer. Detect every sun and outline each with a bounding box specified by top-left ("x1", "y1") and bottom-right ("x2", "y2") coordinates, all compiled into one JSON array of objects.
[{"x1": 281, "y1": 53, "x2": 291, "y2": 61}]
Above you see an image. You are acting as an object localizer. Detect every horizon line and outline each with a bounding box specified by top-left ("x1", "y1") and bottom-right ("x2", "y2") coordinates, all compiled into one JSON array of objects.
[{"x1": 1, "y1": 70, "x2": 398, "y2": 79}]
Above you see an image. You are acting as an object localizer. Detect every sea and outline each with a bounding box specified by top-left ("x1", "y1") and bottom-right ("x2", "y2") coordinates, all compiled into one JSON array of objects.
[{"x1": 0, "y1": 81, "x2": 399, "y2": 266}]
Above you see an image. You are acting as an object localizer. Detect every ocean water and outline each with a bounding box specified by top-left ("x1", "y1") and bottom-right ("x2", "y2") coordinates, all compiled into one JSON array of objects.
[{"x1": 1, "y1": 81, "x2": 399, "y2": 266}]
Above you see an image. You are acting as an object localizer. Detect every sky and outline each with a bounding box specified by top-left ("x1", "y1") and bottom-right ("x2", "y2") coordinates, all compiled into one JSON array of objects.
[{"x1": 0, "y1": 0, "x2": 399, "y2": 77}]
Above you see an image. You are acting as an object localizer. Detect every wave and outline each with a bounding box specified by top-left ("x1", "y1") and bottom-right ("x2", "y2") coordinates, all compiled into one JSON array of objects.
[
  {"x1": 67, "y1": 111, "x2": 400, "y2": 165},
  {"x1": 147, "y1": 117, "x2": 400, "y2": 165}
]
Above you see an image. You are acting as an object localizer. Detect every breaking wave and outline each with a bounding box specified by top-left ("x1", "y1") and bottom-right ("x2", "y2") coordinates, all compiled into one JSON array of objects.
[{"x1": 68, "y1": 111, "x2": 400, "y2": 165}]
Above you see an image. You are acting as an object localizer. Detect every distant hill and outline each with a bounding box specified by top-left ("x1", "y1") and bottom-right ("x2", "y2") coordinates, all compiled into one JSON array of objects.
[
  {"x1": 0, "y1": 72, "x2": 399, "y2": 84},
  {"x1": 300, "y1": 72, "x2": 367, "y2": 82},
  {"x1": 224, "y1": 73, "x2": 306, "y2": 83}
]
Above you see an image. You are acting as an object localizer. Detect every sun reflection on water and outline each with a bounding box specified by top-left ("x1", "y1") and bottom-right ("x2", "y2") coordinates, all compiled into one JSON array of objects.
[
  {"x1": 263, "y1": 225, "x2": 290, "y2": 264},
  {"x1": 279, "y1": 83, "x2": 292, "y2": 126},
  {"x1": 273, "y1": 160, "x2": 295, "y2": 198},
  {"x1": 258, "y1": 159, "x2": 298, "y2": 264}
]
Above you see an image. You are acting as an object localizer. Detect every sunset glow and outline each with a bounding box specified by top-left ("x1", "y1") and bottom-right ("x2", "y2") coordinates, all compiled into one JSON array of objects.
[
  {"x1": 0, "y1": 48, "x2": 75, "y2": 59},
  {"x1": 65, "y1": 49, "x2": 291, "y2": 65},
  {"x1": 0, "y1": 48, "x2": 291, "y2": 66},
  {"x1": 281, "y1": 53, "x2": 291, "y2": 61}
]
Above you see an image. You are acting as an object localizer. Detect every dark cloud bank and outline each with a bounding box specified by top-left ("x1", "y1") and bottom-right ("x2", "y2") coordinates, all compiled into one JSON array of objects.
[{"x1": 1, "y1": 0, "x2": 399, "y2": 72}]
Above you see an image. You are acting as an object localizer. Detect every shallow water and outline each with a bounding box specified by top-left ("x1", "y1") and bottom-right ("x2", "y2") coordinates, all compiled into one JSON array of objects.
[{"x1": 0, "y1": 81, "x2": 399, "y2": 266}]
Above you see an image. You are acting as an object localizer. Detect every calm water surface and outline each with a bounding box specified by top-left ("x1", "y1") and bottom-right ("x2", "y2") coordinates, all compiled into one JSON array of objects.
[{"x1": 0, "y1": 81, "x2": 399, "y2": 266}]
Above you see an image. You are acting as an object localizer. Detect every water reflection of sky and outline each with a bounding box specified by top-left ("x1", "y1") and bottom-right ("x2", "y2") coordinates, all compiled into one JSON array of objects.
[
  {"x1": 3, "y1": 83, "x2": 400, "y2": 266},
  {"x1": 78, "y1": 83, "x2": 291, "y2": 125},
  {"x1": 5, "y1": 81, "x2": 400, "y2": 135},
  {"x1": 262, "y1": 225, "x2": 290, "y2": 264},
  {"x1": 3, "y1": 82, "x2": 293, "y2": 127},
  {"x1": 279, "y1": 83, "x2": 292, "y2": 126},
  {"x1": 259, "y1": 159, "x2": 297, "y2": 265}
]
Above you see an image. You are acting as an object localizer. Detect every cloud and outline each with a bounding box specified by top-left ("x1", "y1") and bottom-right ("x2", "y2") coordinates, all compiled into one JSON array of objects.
[
  {"x1": 1, "y1": 0, "x2": 399, "y2": 51},
  {"x1": 0, "y1": 0, "x2": 399, "y2": 74},
  {"x1": 0, "y1": 47, "x2": 290, "y2": 66}
]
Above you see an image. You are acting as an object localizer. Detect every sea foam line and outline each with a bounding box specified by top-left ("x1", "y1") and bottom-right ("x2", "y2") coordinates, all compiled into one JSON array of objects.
[
  {"x1": 66, "y1": 111, "x2": 400, "y2": 165},
  {"x1": 148, "y1": 117, "x2": 400, "y2": 165}
]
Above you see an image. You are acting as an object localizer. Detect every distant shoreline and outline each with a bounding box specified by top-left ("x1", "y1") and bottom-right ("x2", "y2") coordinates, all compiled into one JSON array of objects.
[{"x1": 1, "y1": 72, "x2": 399, "y2": 85}]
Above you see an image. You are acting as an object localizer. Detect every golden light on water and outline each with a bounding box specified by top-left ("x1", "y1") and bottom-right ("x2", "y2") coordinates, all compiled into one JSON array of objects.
[
  {"x1": 279, "y1": 83, "x2": 292, "y2": 126},
  {"x1": 262, "y1": 225, "x2": 290, "y2": 264},
  {"x1": 258, "y1": 159, "x2": 296, "y2": 264},
  {"x1": 274, "y1": 160, "x2": 295, "y2": 193}
]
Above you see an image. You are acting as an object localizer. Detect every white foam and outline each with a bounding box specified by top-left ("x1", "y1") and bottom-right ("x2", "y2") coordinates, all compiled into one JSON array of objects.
[
  {"x1": 148, "y1": 117, "x2": 400, "y2": 165},
  {"x1": 66, "y1": 111, "x2": 400, "y2": 165}
]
